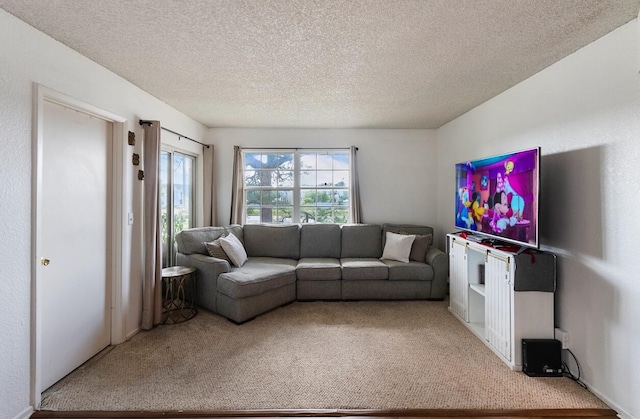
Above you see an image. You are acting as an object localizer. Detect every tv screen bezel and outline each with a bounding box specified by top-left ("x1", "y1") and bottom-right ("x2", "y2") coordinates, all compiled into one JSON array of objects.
[{"x1": 454, "y1": 147, "x2": 540, "y2": 249}]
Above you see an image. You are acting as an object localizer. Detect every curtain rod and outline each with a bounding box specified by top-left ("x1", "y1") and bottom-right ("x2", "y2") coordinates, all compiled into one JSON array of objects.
[{"x1": 139, "y1": 120, "x2": 209, "y2": 148}]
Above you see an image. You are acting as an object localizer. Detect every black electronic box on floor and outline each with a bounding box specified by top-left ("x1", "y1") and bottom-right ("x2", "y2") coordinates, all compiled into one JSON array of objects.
[{"x1": 522, "y1": 339, "x2": 563, "y2": 377}]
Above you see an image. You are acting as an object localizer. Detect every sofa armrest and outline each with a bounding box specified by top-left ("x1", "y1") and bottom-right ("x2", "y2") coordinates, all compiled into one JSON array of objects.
[
  {"x1": 425, "y1": 246, "x2": 447, "y2": 299},
  {"x1": 182, "y1": 250, "x2": 230, "y2": 267},
  {"x1": 176, "y1": 253, "x2": 231, "y2": 312}
]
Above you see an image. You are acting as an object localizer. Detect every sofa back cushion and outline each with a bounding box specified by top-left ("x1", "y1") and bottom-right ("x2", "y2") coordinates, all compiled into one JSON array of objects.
[
  {"x1": 300, "y1": 224, "x2": 341, "y2": 258},
  {"x1": 175, "y1": 226, "x2": 228, "y2": 255},
  {"x1": 382, "y1": 224, "x2": 433, "y2": 262},
  {"x1": 341, "y1": 224, "x2": 382, "y2": 258},
  {"x1": 225, "y1": 225, "x2": 244, "y2": 243},
  {"x1": 243, "y1": 224, "x2": 300, "y2": 259}
]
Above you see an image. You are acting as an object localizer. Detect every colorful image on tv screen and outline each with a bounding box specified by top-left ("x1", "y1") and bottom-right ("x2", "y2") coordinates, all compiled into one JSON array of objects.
[{"x1": 455, "y1": 148, "x2": 539, "y2": 247}]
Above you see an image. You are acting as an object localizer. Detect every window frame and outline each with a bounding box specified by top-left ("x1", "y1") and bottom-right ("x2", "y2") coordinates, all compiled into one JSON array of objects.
[
  {"x1": 160, "y1": 147, "x2": 197, "y2": 267},
  {"x1": 242, "y1": 148, "x2": 351, "y2": 224}
]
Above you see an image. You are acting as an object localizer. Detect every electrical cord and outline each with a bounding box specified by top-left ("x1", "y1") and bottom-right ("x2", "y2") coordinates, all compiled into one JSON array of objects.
[{"x1": 561, "y1": 348, "x2": 587, "y2": 389}]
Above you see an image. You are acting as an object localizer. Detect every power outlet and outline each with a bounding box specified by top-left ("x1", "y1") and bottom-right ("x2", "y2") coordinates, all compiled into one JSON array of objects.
[{"x1": 555, "y1": 327, "x2": 570, "y2": 349}]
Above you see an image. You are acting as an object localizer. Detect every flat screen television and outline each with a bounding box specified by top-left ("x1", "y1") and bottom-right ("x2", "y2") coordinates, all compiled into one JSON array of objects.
[{"x1": 455, "y1": 147, "x2": 540, "y2": 249}]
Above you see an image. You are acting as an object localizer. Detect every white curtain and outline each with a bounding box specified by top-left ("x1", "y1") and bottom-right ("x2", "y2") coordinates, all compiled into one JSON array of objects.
[
  {"x1": 229, "y1": 145, "x2": 244, "y2": 225},
  {"x1": 203, "y1": 145, "x2": 216, "y2": 226},
  {"x1": 141, "y1": 120, "x2": 162, "y2": 330},
  {"x1": 349, "y1": 146, "x2": 362, "y2": 223}
]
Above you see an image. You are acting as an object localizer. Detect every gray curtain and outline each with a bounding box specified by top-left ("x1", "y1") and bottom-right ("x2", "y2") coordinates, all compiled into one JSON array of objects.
[
  {"x1": 141, "y1": 120, "x2": 162, "y2": 330},
  {"x1": 229, "y1": 145, "x2": 244, "y2": 225},
  {"x1": 203, "y1": 145, "x2": 216, "y2": 226},
  {"x1": 349, "y1": 145, "x2": 362, "y2": 223}
]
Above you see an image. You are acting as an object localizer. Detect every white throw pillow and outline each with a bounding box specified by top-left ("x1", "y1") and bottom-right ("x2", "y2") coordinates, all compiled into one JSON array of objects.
[
  {"x1": 380, "y1": 231, "x2": 415, "y2": 263},
  {"x1": 219, "y1": 233, "x2": 248, "y2": 267}
]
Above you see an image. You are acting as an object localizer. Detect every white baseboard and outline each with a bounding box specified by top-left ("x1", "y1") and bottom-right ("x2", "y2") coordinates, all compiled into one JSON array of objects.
[
  {"x1": 12, "y1": 406, "x2": 33, "y2": 419},
  {"x1": 585, "y1": 380, "x2": 635, "y2": 419},
  {"x1": 126, "y1": 326, "x2": 140, "y2": 340}
]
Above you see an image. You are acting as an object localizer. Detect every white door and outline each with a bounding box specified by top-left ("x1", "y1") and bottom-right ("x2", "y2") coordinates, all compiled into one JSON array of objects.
[
  {"x1": 38, "y1": 99, "x2": 112, "y2": 390},
  {"x1": 449, "y1": 239, "x2": 468, "y2": 321},
  {"x1": 485, "y1": 253, "x2": 512, "y2": 361}
]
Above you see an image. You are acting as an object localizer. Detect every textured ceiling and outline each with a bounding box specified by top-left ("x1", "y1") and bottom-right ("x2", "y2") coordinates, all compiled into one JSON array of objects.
[{"x1": 1, "y1": 0, "x2": 639, "y2": 128}]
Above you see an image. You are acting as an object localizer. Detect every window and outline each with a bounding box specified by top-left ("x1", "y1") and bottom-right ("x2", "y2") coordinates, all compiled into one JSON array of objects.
[
  {"x1": 243, "y1": 150, "x2": 350, "y2": 224},
  {"x1": 160, "y1": 150, "x2": 196, "y2": 267}
]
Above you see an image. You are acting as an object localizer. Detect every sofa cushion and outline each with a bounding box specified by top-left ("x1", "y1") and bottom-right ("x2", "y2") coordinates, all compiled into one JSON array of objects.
[
  {"x1": 296, "y1": 258, "x2": 342, "y2": 281},
  {"x1": 217, "y1": 257, "x2": 297, "y2": 299},
  {"x1": 341, "y1": 258, "x2": 388, "y2": 280},
  {"x1": 382, "y1": 224, "x2": 433, "y2": 243},
  {"x1": 225, "y1": 225, "x2": 244, "y2": 243},
  {"x1": 341, "y1": 224, "x2": 382, "y2": 258},
  {"x1": 300, "y1": 224, "x2": 341, "y2": 258},
  {"x1": 243, "y1": 224, "x2": 300, "y2": 259},
  {"x1": 383, "y1": 259, "x2": 434, "y2": 281},
  {"x1": 176, "y1": 226, "x2": 228, "y2": 255},
  {"x1": 382, "y1": 224, "x2": 434, "y2": 262}
]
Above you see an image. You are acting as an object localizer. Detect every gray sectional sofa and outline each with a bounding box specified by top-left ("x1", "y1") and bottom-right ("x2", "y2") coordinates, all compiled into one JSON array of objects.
[{"x1": 175, "y1": 223, "x2": 447, "y2": 323}]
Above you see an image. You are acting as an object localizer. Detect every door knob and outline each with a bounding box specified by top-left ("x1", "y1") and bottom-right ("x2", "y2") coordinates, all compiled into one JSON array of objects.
[{"x1": 41, "y1": 258, "x2": 50, "y2": 266}]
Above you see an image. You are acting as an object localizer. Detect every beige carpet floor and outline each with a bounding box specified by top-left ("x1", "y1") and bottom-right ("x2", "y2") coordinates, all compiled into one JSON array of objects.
[{"x1": 41, "y1": 300, "x2": 609, "y2": 411}]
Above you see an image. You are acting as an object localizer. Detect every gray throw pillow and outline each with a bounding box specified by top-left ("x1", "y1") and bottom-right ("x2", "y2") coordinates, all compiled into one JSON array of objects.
[
  {"x1": 204, "y1": 235, "x2": 231, "y2": 263},
  {"x1": 409, "y1": 234, "x2": 432, "y2": 262}
]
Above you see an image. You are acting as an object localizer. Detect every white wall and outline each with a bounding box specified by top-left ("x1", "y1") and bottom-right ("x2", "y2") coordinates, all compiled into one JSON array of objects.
[
  {"x1": 207, "y1": 128, "x2": 439, "y2": 228},
  {"x1": 436, "y1": 21, "x2": 640, "y2": 418},
  {"x1": 0, "y1": 10, "x2": 207, "y2": 419}
]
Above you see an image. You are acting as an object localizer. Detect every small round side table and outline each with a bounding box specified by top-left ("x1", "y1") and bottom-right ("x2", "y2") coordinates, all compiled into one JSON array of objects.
[{"x1": 161, "y1": 266, "x2": 197, "y2": 324}]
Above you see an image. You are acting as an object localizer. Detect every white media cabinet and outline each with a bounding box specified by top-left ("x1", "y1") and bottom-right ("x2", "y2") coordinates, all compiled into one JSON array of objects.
[{"x1": 447, "y1": 233, "x2": 556, "y2": 370}]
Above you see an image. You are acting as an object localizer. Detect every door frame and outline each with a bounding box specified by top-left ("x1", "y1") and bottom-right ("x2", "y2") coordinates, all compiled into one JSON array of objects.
[{"x1": 30, "y1": 84, "x2": 128, "y2": 407}]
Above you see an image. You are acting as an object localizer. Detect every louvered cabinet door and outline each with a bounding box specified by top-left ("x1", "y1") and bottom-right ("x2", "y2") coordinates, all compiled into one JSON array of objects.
[
  {"x1": 449, "y1": 239, "x2": 469, "y2": 321},
  {"x1": 485, "y1": 253, "x2": 512, "y2": 361}
]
